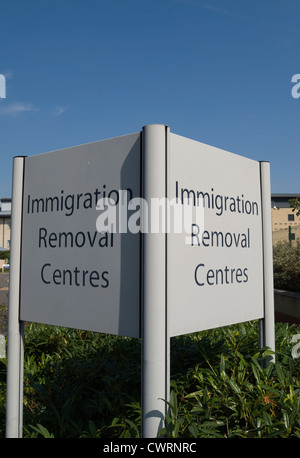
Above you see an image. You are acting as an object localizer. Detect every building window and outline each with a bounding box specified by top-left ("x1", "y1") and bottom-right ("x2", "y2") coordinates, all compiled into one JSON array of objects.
[{"x1": 288, "y1": 214, "x2": 295, "y2": 221}]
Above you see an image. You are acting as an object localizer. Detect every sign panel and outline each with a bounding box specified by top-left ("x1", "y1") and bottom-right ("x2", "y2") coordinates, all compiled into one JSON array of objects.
[
  {"x1": 20, "y1": 133, "x2": 141, "y2": 337},
  {"x1": 168, "y1": 133, "x2": 264, "y2": 336}
]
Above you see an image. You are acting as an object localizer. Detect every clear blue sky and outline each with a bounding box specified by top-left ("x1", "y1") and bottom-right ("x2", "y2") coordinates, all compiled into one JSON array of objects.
[{"x1": 0, "y1": 0, "x2": 299, "y2": 197}]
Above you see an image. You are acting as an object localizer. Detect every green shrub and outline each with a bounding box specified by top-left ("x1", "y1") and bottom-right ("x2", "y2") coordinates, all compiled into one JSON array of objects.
[
  {"x1": 273, "y1": 241, "x2": 300, "y2": 292},
  {"x1": 161, "y1": 321, "x2": 300, "y2": 438},
  {"x1": 21, "y1": 324, "x2": 141, "y2": 438},
  {"x1": 1, "y1": 320, "x2": 300, "y2": 438}
]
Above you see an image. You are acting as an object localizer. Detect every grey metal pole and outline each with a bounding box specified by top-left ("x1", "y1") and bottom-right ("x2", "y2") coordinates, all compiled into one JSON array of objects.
[
  {"x1": 259, "y1": 161, "x2": 275, "y2": 364},
  {"x1": 141, "y1": 125, "x2": 170, "y2": 438},
  {"x1": 6, "y1": 156, "x2": 26, "y2": 438}
]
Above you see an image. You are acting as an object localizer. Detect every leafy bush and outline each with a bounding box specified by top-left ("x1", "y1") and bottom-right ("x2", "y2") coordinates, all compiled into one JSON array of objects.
[
  {"x1": 273, "y1": 241, "x2": 300, "y2": 292},
  {"x1": 163, "y1": 322, "x2": 300, "y2": 438},
  {"x1": 21, "y1": 325, "x2": 141, "y2": 438},
  {"x1": 1, "y1": 320, "x2": 300, "y2": 438}
]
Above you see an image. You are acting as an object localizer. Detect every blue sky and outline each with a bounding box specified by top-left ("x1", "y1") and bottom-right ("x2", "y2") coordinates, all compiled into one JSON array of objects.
[{"x1": 0, "y1": 0, "x2": 299, "y2": 197}]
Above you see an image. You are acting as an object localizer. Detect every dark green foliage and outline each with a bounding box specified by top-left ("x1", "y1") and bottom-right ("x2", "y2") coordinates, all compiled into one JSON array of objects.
[
  {"x1": 20, "y1": 325, "x2": 141, "y2": 438},
  {"x1": 0, "y1": 251, "x2": 9, "y2": 262},
  {"x1": 273, "y1": 241, "x2": 300, "y2": 292},
  {"x1": 289, "y1": 198, "x2": 300, "y2": 217},
  {"x1": 163, "y1": 322, "x2": 300, "y2": 438},
  {"x1": 0, "y1": 320, "x2": 300, "y2": 438}
]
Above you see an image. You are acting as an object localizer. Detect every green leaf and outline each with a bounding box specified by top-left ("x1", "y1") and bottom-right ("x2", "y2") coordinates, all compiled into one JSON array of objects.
[
  {"x1": 220, "y1": 354, "x2": 226, "y2": 380},
  {"x1": 188, "y1": 423, "x2": 199, "y2": 437},
  {"x1": 291, "y1": 399, "x2": 300, "y2": 425},
  {"x1": 275, "y1": 363, "x2": 285, "y2": 384},
  {"x1": 88, "y1": 420, "x2": 98, "y2": 437},
  {"x1": 30, "y1": 424, "x2": 54, "y2": 438},
  {"x1": 251, "y1": 362, "x2": 261, "y2": 383},
  {"x1": 282, "y1": 410, "x2": 290, "y2": 430},
  {"x1": 228, "y1": 379, "x2": 241, "y2": 395}
]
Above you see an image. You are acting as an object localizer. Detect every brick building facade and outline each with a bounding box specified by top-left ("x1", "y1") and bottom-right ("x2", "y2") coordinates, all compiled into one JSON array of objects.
[{"x1": 271, "y1": 194, "x2": 300, "y2": 245}]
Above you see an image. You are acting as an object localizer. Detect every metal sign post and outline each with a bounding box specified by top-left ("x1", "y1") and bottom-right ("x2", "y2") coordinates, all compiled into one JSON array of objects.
[
  {"x1": 259, "y1": 161, "x2": 276, "y2": 363},
  {"x1": 6, "y1": 156, "x2": 26, "y2": 438},
  {"x1": 141, "y1": 124, "x2": 170, "y2": 438}
]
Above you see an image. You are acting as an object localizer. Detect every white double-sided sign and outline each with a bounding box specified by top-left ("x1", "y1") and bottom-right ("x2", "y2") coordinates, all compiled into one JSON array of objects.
[{"x1": 7, "y1": 124, "x2": 274, "y2": 438}]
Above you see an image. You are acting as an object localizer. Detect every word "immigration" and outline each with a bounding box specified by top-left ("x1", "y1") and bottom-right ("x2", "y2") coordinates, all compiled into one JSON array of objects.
[
  {"x1": 176, "y1": 181, "x2": 259, "y2": 216},
  {"x1": 26, "y1": 186, "x2": 133, "y2": 217}
]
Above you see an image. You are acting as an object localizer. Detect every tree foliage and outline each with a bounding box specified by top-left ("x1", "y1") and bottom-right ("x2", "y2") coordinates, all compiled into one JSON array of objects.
[
  {"x1": 0, "y1": 251, "x2": 9, "y2": 261},
  {"x1": 289, "y1": 197, "x2": 300, "y2": 217},
  {"x1": 273, "y1": 241, "x2": 300, "y2": 292}
]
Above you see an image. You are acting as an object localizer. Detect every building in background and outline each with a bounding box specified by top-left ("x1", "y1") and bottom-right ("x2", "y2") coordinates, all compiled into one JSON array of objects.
[
  {"x1": 0, "y1": 198, "x2": 11, "y2": 269},
  {"x1": 271, "y1": 194, "x2": 300, "y2": 245}
]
